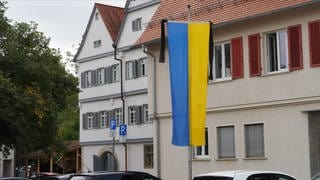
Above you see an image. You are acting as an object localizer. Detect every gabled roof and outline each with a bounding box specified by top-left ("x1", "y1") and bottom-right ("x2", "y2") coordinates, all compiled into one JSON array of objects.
[
  {"x1": 135, "y1": 0, "x2": 313, "y2": 45},
  {"x1": 95, "y1": 3, "x2": 124, "y2": 42},
  {"x1": 74, "y1": 3, "x2": 124, "y2": 61}
]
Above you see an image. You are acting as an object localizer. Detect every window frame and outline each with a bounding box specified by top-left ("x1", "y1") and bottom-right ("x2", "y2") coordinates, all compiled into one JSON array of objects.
[
  {"x1": 100, "y1": 111, "x2": 108, "y2": 128},
  {"x1": 126, "y1": 61, "x2": 134, "y2": 80},
  {"x1": 143, "y1": 104, "x2": 151, "y2": 123},
  {"x1": 112, "y1": 64, "x2": 120, "y2": 82},
  {"x1": 132, "y1": 18, "x2": 142, "y2": 32},
  {"x1": 128, "y1": 106, "x2": 136, "y2": 125},
  {"x1": 93, "y1": 40, "x2": 102, "y2": 48},
  {"x1": 193, "y1": 127, "x2": 209, "y2": 159},
  {"x1": 114, "y1": 108, "x2": 122, "y2": 126},
  {"x1": 144, "y1": 144, "x2": 154, "y2": 169},
  {"x1": 264, "y1": 29, "x2": 289, "y2": 74},
  {"x1": 213, "y1": 41, "x2": 232, "y2": 81},
  {"x1": 139, "y1": 58, "x2": 147, "y2": 77},
  {"x1": 84, "y1": 71, "x2": 92, "y2": 87},
  {"x1": 87, "y1": 113, "x2": 94, "y2": 129},
  {"x1": 97, "y1": 68, "x2": 105, "y2": 85}
]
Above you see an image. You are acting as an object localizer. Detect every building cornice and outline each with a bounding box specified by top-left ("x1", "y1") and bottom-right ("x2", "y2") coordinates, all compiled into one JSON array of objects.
[
  {"x1": 127, "y1": 0, "x2": 160, "y2": 13},
  {"x1": 79, "y1": 88, "x2": 147, "y2": 103},
  {"x1": 80, "y1": 138, "x2": 153, "y2": 146},
  {"x1": 154, "y1": 96, "x2": 320, "y2": 119}
]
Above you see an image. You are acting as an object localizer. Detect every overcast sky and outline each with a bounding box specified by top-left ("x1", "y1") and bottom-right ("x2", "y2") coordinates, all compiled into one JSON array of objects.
[{"x1": 5, "y1": 0, "x2": 126, "y2": 73}]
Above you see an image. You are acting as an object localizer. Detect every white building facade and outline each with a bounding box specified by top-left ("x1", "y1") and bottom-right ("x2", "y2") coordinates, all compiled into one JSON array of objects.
[
  {"x1": 138, "y1": 1, "x2": 320, "y2": 180},
  {"x1": 76, "y1": 1, "x2": 159, "y2": 176}
]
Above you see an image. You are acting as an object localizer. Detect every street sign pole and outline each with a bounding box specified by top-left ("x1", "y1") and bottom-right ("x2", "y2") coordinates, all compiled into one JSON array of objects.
[{"x1": 110, "y1": 119, "x2": 117, "y2": 155}]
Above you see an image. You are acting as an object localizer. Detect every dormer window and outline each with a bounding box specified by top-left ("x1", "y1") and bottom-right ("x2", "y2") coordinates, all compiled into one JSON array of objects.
[
  {"x1": 93, "y1": 40, "x2": 101, "y2": 48},
  {"x1": 95, "y1": 12, "x2": 99, "y2": 20},
  {"x1": 132, "y1": 18, "x2": 142, "y2": 32}
]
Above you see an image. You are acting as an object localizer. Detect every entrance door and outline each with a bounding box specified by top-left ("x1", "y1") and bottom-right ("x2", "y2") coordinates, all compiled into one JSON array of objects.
[{"x1": 93, "y1": 151, "x2": 117, "y2": 171}]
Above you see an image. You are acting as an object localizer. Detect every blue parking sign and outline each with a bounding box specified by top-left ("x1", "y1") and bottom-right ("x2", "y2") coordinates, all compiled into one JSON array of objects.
[
  {"x1": 110, "y1": 119, "x2": 116, "y2": 130},
  {"x1": 119, "y1": 125, "x2": 127, "y2": 136}
]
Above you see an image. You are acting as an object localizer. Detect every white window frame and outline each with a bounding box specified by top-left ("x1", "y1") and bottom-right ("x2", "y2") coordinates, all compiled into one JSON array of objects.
[
  {"x1": 126, "y1": 61, "x2": 134, "y2": 79},
  {"x1": 139, "y1": 58, "x2": 147, "y2": 77},
  {"x1": 112, "y1": 64, "x2": 119, "y2": 82},
  {"x1": 97, "y1": 68, "x2": 104, "y2": 85},
  {"x1": 132, "y1": 18, "x2": 142, "y2": 32},
  {"x1": 95, "y1": 12, "x2": 99, "y2": 20},
  {"x1": 128, "y1": 106, "x2": 136, "y2": 124},
  {"x1": 193, "y1": 127, "x2": 209, "y2": 159},
  {"x1": 87, "y1": 113, "x2": 93, "y2": 129},
  {"x1": 265, "y1": 29, "x2": 289, "y2": 73},
  {"x1": 143, "y1": 104, "x2": 151, "y2": 123},
  {"x1": 100, "y1": 111, "x2": 108, "y2": 128},
  {"x1": 213, "y1": 41, "x2": 232, "y2": 81},
  {"x1": 115, "y1": 108, "x2": 122, "y2": 126},
  {"x1": 93, "y1": 40, "x2": 101, "y2": 48},
  {"x1": 85, "y1": 71, "x2": 91, "y2": 87},
  {"x1": 144, "y1": 144, "x2": 154, "y2": 169}
]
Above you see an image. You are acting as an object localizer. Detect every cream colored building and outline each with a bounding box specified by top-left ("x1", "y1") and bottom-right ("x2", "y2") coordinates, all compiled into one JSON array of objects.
[{"x1": 138, "y1": 1, "x2": 320, "y2": 179}]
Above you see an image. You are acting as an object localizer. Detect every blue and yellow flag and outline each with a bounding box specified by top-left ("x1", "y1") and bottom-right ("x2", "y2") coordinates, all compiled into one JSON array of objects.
[{"x1": 167, "y1": 21, "x2": 210, "y2": 146}]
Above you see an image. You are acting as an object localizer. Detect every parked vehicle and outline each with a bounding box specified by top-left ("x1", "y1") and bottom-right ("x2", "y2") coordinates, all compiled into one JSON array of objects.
[
  {"x1": 69, "y1": 171, "x2": 161, "y2": 180},
  {"x1": 193, "y1": 170, "x2": 296, "y2": 180},
  {"x1": 312, "y1": 173, "x2": 320, "y2": 180},
  {"x1": 0, "y1": 177, "x2": 30, "y2": 180}
]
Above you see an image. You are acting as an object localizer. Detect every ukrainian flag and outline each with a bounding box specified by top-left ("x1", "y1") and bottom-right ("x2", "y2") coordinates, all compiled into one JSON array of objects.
[{"x1": 167, "y1": 21, "x2": 210, "y2": 146}]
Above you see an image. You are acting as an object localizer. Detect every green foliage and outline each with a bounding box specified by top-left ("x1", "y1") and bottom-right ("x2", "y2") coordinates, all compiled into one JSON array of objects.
[{"x1": 0, "y1": 1, "x2": 79, "y2": 157}]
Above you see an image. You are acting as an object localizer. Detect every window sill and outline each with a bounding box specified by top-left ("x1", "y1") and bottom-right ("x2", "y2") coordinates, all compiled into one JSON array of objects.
[
  {"x1": 209, "y1": 77, "x2": 232, "y2": 84},
  {"x1": 243, "y1": 157, "x2": 267, "y2": 160},
  {"x1": 215, "y1": 157, "x2": 238, "y2": 161},
  {"x1": 193, "y1": 157, "x2": 211, "y2": 161},
  {"x1": 262, "y1": 70, "x2": 289, "y2": 77}
]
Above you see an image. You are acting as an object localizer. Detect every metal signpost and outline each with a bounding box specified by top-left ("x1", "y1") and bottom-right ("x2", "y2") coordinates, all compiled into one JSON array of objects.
[
  {"x1": 110, "y1": 119, "x2": 116, "y2": 155},
  {"x1": 119, "y1": 124, "x2": 127, "y2": 143}
]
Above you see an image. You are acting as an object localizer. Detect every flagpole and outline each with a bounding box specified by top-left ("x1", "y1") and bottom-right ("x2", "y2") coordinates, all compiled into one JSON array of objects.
[{"x1": 187, "y1": 5, "x2": 192, "y2": 180}]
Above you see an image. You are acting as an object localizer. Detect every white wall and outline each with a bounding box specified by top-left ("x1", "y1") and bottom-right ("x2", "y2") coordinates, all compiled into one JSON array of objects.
[
  {"x1": 77, "y1": 8, "x2": 114, "y2": 60},
  {"x1": 147, "y1": 4, "x2": 320, "y2": 180},
  {"x1": 117, "y1": 4, "x2": 159, "y2": 48}
]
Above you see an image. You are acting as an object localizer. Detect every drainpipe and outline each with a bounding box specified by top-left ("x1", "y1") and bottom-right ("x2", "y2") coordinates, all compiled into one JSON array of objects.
[
  {"x1": 142, "y1": 45, "x2": 160, "y2": 177},
  {"x1": 112, "y1": 44, "x2": 127, "y2": 171}
]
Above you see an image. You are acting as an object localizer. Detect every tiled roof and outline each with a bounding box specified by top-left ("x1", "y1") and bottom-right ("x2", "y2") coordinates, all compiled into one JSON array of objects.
[
  {"x1": 95, "y1": 3, "x2": 125, "y2": 42},
  {"x1": 135, "y1": 0, "x2": 311, "y2": 45}
]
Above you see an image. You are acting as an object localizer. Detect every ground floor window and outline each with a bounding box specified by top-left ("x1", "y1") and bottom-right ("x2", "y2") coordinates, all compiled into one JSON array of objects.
[
  {"x1": 245, "y1": 123, "x2": 264, "y2": 158},
  {"x1": 194, "y1": 128, "x2": 209, "y2": 159},
  {"x1": 144, "y1": 144, "x2": 153, "y2": 169},
  {"x1": 217, "y1": 126, "x2": 235, "y2": 158}
]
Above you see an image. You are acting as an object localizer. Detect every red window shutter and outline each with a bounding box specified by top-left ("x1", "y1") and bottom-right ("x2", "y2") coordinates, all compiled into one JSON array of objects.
[
  {"x1": 231, "y1": 37, "x2": 243, "y2": 79},
  {"x1": 309, "y1": 20, "x2": 320, "y2": 67},
  {"x1": 248, "y1": 33, "x2": 261, "y2": 77},
  {"x1": 288, "y1": 24, "x2": 303, "y2": 71}
]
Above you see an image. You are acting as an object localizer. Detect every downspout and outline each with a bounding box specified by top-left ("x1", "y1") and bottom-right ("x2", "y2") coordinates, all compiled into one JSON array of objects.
[
  {"x1": 112, "y1": 43, "x2": 127, "y2": 171},
  {"x1": 142, "y1": 45, "x2": 160, "y2": 177}
]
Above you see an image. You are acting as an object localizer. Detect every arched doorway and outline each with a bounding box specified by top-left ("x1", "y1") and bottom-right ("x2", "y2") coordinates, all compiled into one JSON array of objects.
[{"x1": 93, "y1": 151, "x2": 117, "y2": 171}]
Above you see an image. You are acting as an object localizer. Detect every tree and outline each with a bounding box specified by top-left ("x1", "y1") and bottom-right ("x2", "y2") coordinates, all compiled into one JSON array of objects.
[{"x1": 0, "y1": 1, "x2": 79, "y2": 156}]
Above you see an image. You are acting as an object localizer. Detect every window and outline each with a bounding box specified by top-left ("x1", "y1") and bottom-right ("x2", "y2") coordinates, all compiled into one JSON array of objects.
[
  {"x1": 112, "y1": 64, "x2": 120, "y2": 82},
  {"x1": 94, "y1": 40, "x2": 101, "y2": 48},
  {"x1": 126, "y1": 61, "x2": 136, "y2": 79},
  {"x1": 87, "y1": 113, "x2": 94, "y2": 129},
  {"x1": 126, "y1": 61, "x2": 135, "y2": 79},
  {"x1": 100, "y1": 111, "x2": 108, "y2": 128},
  {"x1": 143, "y1": 104, "x2": 151, "y2": 123},
  {"x1": 97, "y1": 68, "x2": 105, "y2": 85},
  {"x1": 217, "y1": 126, "x2": 235, "y2": 158},
  {"x1": 132, "y1": 18, "x2": 142, "y2": 32},
  {"x1": 265, "y1": 30, "x2": 288, "y2": 72},
  {"x1": 245, "y1": 123, "x2": 264, "y2": 158},
  {"x1": 144, "y1": 144, "x2": 153, "y2": 168},
  {"x1": 214, "y1": 42, "x2": 231, "y2": 80},
  {"x1": 115, "y1": 108, "x2": 122, "y2": 126},
  {"x1": 138, "y1": 58, "x2": 147, "y2": 77},
  {"x1": 85, "y1": 71, "x2": 92, "y2": 87},
  {"x1": 194, "y1": 128, "x2": 209, "y2": 159},
  {"x1": 95, "y1": 12, "x2": 99, "y2": 20},
  {"x1": 128, "y1": 106, "x2": 136, "y2": 124}
]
